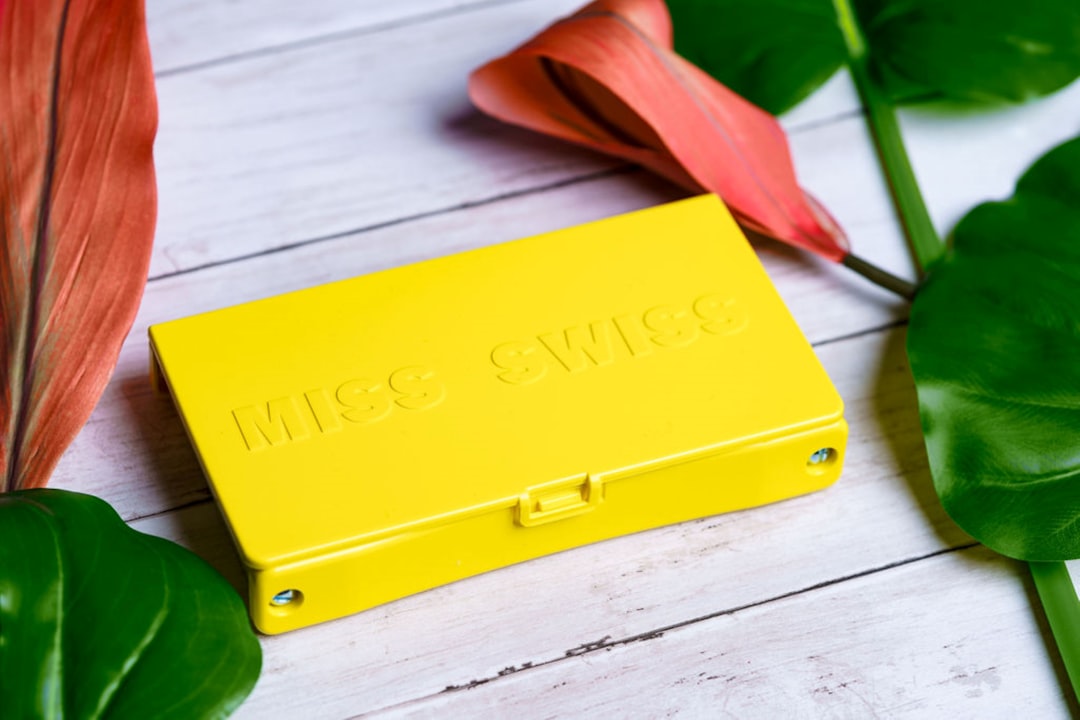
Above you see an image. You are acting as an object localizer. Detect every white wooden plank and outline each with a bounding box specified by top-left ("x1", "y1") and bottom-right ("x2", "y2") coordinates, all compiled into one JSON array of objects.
[
  {"x1": 147, "y1": 0, "x2": 521, "y2": 74},
  {"x1": 146, "y1": 0, "x2": 1080, "y2": 284},
  {"x1": 149, "y1": 0, "x2": 611, "y2": 278},
  {"x1": 148, "y1": 0, "x2": 1080, "y2": 283},
  {"x1": 146, "y1": 0, "x2": 859, "y2": 123},
  {"x1": 377, "y1": 547, "x2": 1072, "y2": 719},
  {"x1": 145, "y1": 0, "x2": 863, "y2": 125},
  {"x1": 148, "y1": 0, "x2": 867, "y2": 279},
  {"x1": 125, "y1": 324, "x2": 976, "y2": 718},
  {"x1": 779, "y1": 69, "x2": 861, "y2": 130},
  {"x1": 903, "y1": 80, "x2": 1080, "y2": 241},
  {"x1": 49, "y1": 171, "x2": 907, "y2": 522}
]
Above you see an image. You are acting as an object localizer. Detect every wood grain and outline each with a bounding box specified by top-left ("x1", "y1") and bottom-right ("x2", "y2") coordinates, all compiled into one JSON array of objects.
[
  {"x1": 147, "y1": 0, "x2": 873, "y2": 280},
  {"x1": 147, "y1": 0, "x2": 528, "y2": 74},
  {"x1": 145, "y1": 0, "x2": 1080, "y2": 290},
  {"x1": 377, "y1": 548, "x2": 1072, "y2": 719}
]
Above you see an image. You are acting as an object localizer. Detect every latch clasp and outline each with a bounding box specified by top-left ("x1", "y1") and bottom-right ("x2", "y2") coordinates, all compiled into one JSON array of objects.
[{"x1": 517, "y1": 474, "x2": 601, "y2": 527}]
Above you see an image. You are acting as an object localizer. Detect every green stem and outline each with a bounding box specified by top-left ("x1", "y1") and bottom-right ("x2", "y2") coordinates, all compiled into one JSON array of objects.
[
  {"x1": 1031, "y1": 562, "x2": 1080, "y2": 704},
  {"x1": 842, "y1": 254, "x2": 916, "y2": 300},
  {"x1": 835, "y1": 7, "x2": 1079, "y2": 705},
  {"x1": 832, "y1": 0, "x2": 945, "y2": 275}
]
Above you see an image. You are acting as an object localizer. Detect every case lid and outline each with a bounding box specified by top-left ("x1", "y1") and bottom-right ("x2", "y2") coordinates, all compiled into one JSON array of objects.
[{"x1": 149, "y1": 195, "x2": 842, "y2": 569}]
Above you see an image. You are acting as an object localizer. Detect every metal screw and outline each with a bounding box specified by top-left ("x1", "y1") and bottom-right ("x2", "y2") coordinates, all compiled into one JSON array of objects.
[
  {"x1": 271, "y1": 589, "x2": 297, "y2": 606},
  {"x1": 808, "y1": 448, "x2": 833, "y2": 465}
]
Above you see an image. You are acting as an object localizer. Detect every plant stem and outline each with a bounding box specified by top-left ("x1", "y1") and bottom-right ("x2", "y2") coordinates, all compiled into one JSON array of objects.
[
  {"x1": 840, "y1": 13, "x2": 1080, "y2": 702},
  {"x1": 831, "y1": 0, "x2": 945, "y2": 275},
  {"x1": 834, "y1": 2, "x2": 1078, "y2": 710},
  {"x1": 842, "y1": 254, "x2": 916, "y2": 300},
  {"x1": 1030, "y1": 562, "x2": 1080, "y2": 704}
]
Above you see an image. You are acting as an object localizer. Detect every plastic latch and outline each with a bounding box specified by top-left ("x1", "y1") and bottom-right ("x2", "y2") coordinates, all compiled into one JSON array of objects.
[{"x1": 517, "y1": 474, "x2": 601, "y2": 527}]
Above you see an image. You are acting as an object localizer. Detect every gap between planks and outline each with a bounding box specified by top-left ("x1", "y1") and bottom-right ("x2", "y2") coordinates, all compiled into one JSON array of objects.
[
  {"x1": 146, "y1": 166, "x2": 638, "y2": 283},
  {"x1": 144, "y1": 0, "x2": 874, "y2": 278},
  {"x1": 143, "y1": 123, "x2": 871, "y2": 286},
  {"x1": 353, "y1": 542, "x2": 982, "y2": 718},
  {"x1": 154, "y1": 0, "x2": 537, "y2": 78},
  {"x1": 350, "y1": 545, "x2": 1075, "y2": 719}
]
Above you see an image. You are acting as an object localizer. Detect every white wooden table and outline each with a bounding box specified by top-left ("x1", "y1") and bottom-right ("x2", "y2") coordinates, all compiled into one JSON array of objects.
[{"x1": 52, "y1": 1, "x2": 1080, "y2": 716}]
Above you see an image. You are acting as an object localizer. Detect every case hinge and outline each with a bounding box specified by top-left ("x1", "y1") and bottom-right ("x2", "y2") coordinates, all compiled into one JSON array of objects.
[{"x1": 517, "y1": 474, "x2": 601, "y2": 527}]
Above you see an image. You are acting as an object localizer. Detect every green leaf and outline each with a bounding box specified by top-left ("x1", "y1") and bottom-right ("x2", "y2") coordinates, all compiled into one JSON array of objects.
[
  {"x1": 667, "y1": 0, "x2": 1080, "y2": 114},
  {"x1": 907, "y1": 136, "x2": 1080, "y2": 562},
  {"x1": 0, "y1": 489, "x2": 262, "y2": 718}
]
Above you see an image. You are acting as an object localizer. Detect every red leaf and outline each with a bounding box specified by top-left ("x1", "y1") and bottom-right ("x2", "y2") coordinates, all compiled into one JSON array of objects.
[
  {"x1": 468, "y1": 0, "x2": 847, "y2": 261},
  {"x1": 0, "y1": 0, "x2": 157, "y2": 491}
]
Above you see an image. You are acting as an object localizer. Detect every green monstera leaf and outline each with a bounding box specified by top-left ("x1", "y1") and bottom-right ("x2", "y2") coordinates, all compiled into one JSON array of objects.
[
  {"x1": 907, "y1": 136, "x2": 1080, "y2": 562},
  {"x1": 667, "y1": 0, "x2": 1080, "y2": 114},
  {"x1": 0, "y1": 489, "x2": 262, "y2": 718}
]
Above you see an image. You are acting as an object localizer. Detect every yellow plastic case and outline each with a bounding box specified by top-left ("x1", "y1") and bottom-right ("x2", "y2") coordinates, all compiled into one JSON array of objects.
[{"x1": 149, "y1": 195, "x2": 846, "y2": 634}]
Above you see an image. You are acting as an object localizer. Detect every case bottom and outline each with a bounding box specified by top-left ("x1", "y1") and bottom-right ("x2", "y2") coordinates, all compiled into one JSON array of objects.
[{"x1": 252, "y1": 420, "x2": 846, "y2": 634}]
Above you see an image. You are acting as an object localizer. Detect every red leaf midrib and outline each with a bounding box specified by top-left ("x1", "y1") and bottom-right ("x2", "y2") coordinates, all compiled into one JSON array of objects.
[{"x1": 5, "y1": 0, "x2": 71, "y2": 492}]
